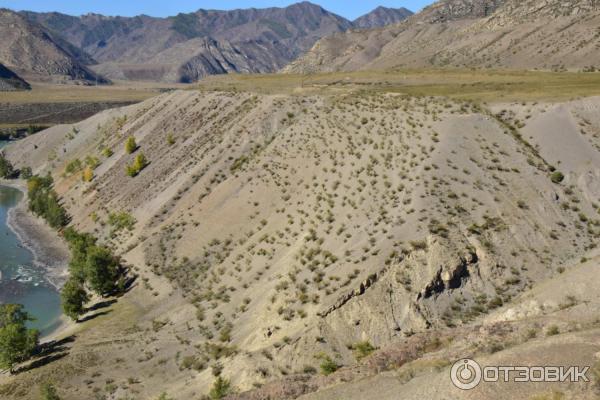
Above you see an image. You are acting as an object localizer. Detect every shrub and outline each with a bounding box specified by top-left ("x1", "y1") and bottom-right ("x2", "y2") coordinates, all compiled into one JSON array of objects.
[
  {"x1": 125, "y1": 136, "x2": 137, "y2": 154},
  {"x1": 108, "y1": 211, "x2": 136, "y2": 231},
  {"x1": 40, "y1": 382, "x2": 61, "y2": 400},
  {"x1": 167, "y1": 133, "x2": 176, "y2": 145},
  {"x1": 82, "y1": 166, "x2": 94, "y2": 182},
  {"x1": 126, "y1": 153, "x2": 148, "y2": 177},
  {"x1": 84, "y1": 156, "x2": 100, "y2": 169},
  {"x1": 352, "y1": 341, "x2": 376, "y2": 360},
  {"x1": 64, "y1": 159, "x2": 82, "y2": 175},
  {"x1": 550, "y1": 171, "x2": 564, "y2": 184},
  {"x1": 319, "y1": 355, "x2": 339, "y2": 375},
  {"x1": 546, "y1": 325, "x2": 560, "y2": 336},
  {"x1": 208, "y1": 377, "x2": 231, "y2": 399}
]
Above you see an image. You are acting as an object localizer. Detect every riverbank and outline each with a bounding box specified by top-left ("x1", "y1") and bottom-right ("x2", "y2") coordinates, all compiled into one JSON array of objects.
[{"x1": 0, "y1": 179, "x2": 73, "y2": 339}]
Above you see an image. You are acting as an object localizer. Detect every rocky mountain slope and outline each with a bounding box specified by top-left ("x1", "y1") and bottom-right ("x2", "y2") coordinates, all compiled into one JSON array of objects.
[
  {"x1": 1, "y1": 80, "x2": 599, "y2": 398},
  {"x1": 0, "y1": 63, "x2": 30, "y2": 91},
  {"x1": 353, "y1": 6, "x2": 414, "y2": 28},
  {"x1": 0, "y1": 9, "x2": 108, "y2": 85},
  {"x1": 22, "y1": 2, "x2": 413, "y2": 83},
  {"x1": 285, "y1": 0, "x2": 600, "y2": 73}
]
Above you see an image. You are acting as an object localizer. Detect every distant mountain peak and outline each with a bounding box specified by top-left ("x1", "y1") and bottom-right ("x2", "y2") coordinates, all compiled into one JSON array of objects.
[{"x1": 353, "y1": 5, "x2": 414, "y2": 29}]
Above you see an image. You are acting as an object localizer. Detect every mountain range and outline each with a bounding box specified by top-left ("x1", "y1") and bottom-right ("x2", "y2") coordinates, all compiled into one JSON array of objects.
[
  {"x1": 0, "y1": 2, "x2": 413, "y2": 85},
  {"x1": 286, "y1": 0, "x2": 600, "y2": 73},
  {"x1": 0, "y1": 8, "x2": 108, "y2": 85}
]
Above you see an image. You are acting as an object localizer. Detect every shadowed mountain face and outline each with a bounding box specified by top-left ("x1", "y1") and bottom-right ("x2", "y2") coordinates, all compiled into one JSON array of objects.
[
  {"x1": 0, "y1": 63, "x2": 30, "y2": 91},
  {"x1": 21, "y1": 2, "x2": 413, "y2": 83},
  {"x1": 285, "y1": 0, "x2": 600, "y2": 73},
  {"x1": 353, "y1": 6, "x2": 414, "y2": 28},
  {"x1": 0, "y1": 9, "x2": 108, "y2": 85}
]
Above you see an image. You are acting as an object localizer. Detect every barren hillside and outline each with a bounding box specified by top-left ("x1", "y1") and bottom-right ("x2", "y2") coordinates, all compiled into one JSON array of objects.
[
  {"x1": 1, "y1": 79, "x2": 600, "y2": 398},
  {"x1": 352, "y1": 6, "x2": 414, "y2": 29},
  {"x1": 285, "y1": 0, "x2": 600, "y2": 73},
  {"x1": 0, "y1": 9, "x2": 108, "y2": 84}
]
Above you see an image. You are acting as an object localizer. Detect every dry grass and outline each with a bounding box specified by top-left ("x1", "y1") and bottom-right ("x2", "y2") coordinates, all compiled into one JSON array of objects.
[
  {"x1": 198, "y1": 69, "x2": 600, "y2": 102},
  {"x1": 1, "y1": 80, "x2": 191, "y2": 104}
]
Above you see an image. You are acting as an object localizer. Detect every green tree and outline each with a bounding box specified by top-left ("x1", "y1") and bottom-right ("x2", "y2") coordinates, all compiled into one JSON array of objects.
[
  {"x1": 0, "y1": 304, "x2": 39, "y2": 371},
  {"x1": 0, "y1": 152, "x2": 14, "y2": 178},
  {"x1": 40, "y1": 382, "x2": 61, "y2": 400},
  {"x1": 44, "y1": 192, "x2": 68, "y2": 229},
  {"x1": 209, "y1": 377, "x2": 231, "y2": 400},
  {"x1": 125, "y1": 136, "x2": 137, "y2": 154},
  {"x1": 26, "y1": 175, "x2": 68, "y2": 229},
  {"x1": 61, "y1": 278, "x2": 89, "y2": 321},
  {"x1": 85, "y1": 246, "x2": 119, "y2": 295},
  {"x1": 64, "y1": 228, "x2": 97, "y2": 283}
]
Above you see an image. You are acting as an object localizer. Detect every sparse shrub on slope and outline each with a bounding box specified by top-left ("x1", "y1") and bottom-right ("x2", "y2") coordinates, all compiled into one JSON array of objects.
[
  {"x1": 40, "y1": 382, "x2": 61, "y2": 400},
  {"x1": 125, "y1": 136, "x2": 137, "y2": 154},
  {"x1": 207, "y1": 376, "x2": 231, "y2": 400},
  {"x1": 550, "y1": 171, "x2": 565, "y2": 184},
  {"x1": 126, "y1": 153, "x2": 148, "y2": 177},
  {"x1": 82, "y1": 166, "x2": 94, "y2": 182}
]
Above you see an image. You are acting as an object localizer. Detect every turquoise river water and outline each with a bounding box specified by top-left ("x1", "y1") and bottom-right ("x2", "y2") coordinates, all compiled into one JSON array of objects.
[{"x1": 0, "y1": 183, "x2": 62, "y2": 334}]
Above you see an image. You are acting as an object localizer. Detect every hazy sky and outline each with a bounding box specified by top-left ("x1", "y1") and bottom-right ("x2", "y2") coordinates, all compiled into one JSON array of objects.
[{"x1": 0, "y1": 0, "x2": 432, "y2": 20}]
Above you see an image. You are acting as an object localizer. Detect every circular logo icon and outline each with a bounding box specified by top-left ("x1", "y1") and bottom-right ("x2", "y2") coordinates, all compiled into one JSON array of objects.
[{"x1": 450, "y1": 358, "x2": 482, "y2": 390}]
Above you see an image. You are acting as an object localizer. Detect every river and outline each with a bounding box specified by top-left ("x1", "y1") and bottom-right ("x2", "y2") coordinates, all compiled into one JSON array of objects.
[{"x1": 0, "y1": 185, "x2": 62, "y2": 334}]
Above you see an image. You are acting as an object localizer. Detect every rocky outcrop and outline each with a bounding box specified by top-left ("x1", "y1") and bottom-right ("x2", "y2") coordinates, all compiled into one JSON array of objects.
[{"x1": 0, "y1": 63, "x2": 30, "y2": 91}]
